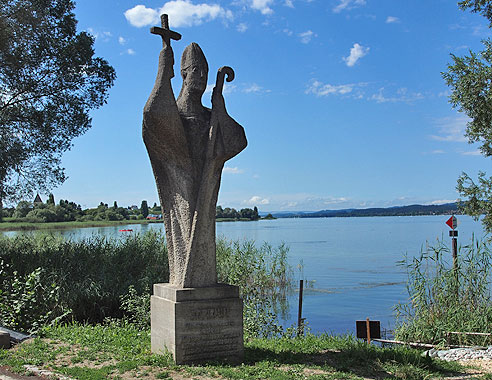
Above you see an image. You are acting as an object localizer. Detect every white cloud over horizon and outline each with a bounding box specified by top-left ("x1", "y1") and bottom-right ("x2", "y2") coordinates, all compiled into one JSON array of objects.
[
  {"x1": 244, "y1": 196, "x2": 270, "y2": 206},
  {"x1": 344, "y1": 43, "x2": 369, "y2": 67},
  {"x1": 386, "y1": 16, "x2": 400, "y2": 23},
  {"x1": 124, "y1": 1, "x2": 233, "y2": 28}
]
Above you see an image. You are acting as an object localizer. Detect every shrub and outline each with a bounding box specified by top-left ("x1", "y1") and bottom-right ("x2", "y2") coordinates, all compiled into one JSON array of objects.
[
  {"x1": 0, "y1": 231, "x2": 168, "y2": 323},
  {"x1": 0, "y1": 232, "x2": 293, "y2": 336},
  {"x1": 216, "y1": 238, "x2": 293, "y2": 338},
  {"x1": 0, "y1": 262, "x2": 71, "y2": 333}
]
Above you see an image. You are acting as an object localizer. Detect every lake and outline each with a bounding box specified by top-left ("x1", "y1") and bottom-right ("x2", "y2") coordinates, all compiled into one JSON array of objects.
[{"x1": 3, "y1": 215, "x2": 487, "y2": 335}]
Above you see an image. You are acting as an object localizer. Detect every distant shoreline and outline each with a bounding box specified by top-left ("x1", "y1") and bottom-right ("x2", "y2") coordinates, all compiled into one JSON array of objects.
[
  {"x1": 269, "y1": 202, "x2": 460, "y2": 219},
  {"x1": 0, "y1": 217, "x2": 278, "y2": 232},
  {"x1": 0, "y1": 219, "x2": 162, "y2": 232}
]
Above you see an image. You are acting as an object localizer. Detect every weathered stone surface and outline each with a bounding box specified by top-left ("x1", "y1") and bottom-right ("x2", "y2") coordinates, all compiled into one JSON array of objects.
[
  {"x1": 151, "y1": 283, "x2": 243, "y2": 364},
  {"x1": 143, "y1": 15, "x2": 247, "y2": 289},
  {"x1": 0, "y1": 330, "x2": 10, "y2": 349},
  {"x1": 145, "y1": 14, "x2": 245, "y2": 364}
]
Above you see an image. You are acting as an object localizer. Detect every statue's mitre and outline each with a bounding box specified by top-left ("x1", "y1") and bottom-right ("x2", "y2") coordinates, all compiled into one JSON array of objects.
[{"x1": 181, "y1": 42, "x2": 209, "y2": 73}]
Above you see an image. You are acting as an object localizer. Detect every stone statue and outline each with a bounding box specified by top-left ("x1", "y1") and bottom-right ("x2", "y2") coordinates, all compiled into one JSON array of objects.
[{"x1": 143, "y1": 14, "x2": 247, "y2": 288}]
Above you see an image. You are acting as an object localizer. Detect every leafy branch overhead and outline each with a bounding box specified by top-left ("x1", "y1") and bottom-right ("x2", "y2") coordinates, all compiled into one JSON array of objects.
[
  {"x1": 443, "y1": 0, "x2": 492, "y2": 232},
  {"x1": 0, "y1": 0, "x2": 115, "y2": 207}
]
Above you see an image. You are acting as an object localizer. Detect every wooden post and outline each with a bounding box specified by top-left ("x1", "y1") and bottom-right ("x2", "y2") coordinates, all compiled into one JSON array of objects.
[
  {"x1": 297, "y1": 279, "x2": 304, "y2": 337},
  {"x1": 366, "y1": 317, "x2": 371, "y2": 345}
]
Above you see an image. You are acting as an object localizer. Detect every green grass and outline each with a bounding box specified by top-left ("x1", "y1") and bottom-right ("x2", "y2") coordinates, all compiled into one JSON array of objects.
[
  {"x1": 395, "y1": 238, "x2": 492, "y2": 345},
  {"x1": 0, "y1": 219, "x2": 161, "y2": 231},
  {"x1": 0, "y1": 322, "x2": 472, "y2": 380}
]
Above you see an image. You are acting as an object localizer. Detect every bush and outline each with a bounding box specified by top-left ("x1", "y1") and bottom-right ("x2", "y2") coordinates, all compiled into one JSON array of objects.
[
  {"x1": 0, "y1": 231, "x2": 168, "y2": 324},
  {"x1": 0, "y1": 233, "x2": 293, "y2": 336},
  {"x1": 0, "y1": 262, "x2": 71, "y2": 333},
  {"x1": 216, "y1": 238, "x2": 293, "y2": 338},
  {"x1": 395, "y1": 237, "x2": 492, "y2": 345}
]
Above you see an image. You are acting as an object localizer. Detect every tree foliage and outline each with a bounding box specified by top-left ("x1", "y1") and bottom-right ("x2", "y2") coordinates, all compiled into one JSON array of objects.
[
  {"x1": 443, "y1": 0, "x2": 492, "y2": 232},
  {"x1": 0, "y1": 0, "x2": 115, "y2": 208}
]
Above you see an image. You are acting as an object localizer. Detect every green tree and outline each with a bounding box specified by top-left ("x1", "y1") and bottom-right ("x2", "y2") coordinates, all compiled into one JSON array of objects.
[
  {"x1": 47, "y1": 194, "x2": 55, "y2": 206},
  {"x1": 13, "y1": 201, "x2": 32, "y2": 218},
  {"x1": 253, "y1": 206, "x2": 259, "y2": 220},
  {"x1": 0, "y1": 0, "x2": 116, "y2": 219},
  {"x1": 442, "y1": 0, "x2": 492, "y2": 232},
  {"x1": 113, "y1": 201, "x2": 118, "y2": 210},
  {"x1": 141, "y1": 200, "x2": 149, "y2": 218},
  {"x1": 216, "y1": 205, "x2": 224, "y2": 218}
]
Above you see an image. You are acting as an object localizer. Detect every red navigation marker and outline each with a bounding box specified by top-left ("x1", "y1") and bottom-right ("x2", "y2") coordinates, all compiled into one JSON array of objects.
[{"x1": 446, "y1": 215, "x2": 457, "y2": 230}]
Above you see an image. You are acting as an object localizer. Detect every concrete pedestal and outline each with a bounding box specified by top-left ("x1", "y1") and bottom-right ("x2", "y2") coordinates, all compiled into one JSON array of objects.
[{"x1": 151, "y1": 283, "x2": 243, "y2": 364}]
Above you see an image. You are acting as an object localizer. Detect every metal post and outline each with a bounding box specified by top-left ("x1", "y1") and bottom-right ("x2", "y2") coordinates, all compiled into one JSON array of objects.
[
  {"x1": 297, "y1": 279, "x2": 304, "y2": 336},
  {"x1": 452, "y1": 234, "x2": 458, "y2": 271},
  {"x1": 366, "y1": 317, "x2": 371, "y2": 345}
]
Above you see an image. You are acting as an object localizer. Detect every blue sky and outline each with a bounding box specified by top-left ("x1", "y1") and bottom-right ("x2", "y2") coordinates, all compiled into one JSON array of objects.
[{"x1": 48, "y1": 0, "x2": 490, "y2": 211}]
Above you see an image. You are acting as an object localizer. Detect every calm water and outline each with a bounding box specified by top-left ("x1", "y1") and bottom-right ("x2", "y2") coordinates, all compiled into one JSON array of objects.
[{"x1": 3, "y1": 215, "x2": 487, "y2": 335}]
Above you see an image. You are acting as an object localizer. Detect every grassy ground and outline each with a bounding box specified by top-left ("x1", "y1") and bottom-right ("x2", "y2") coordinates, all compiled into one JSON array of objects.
[
  {"x1": 0, "y1": 219, "x2": 162, "y2": 231},
  {"x1": 0, "y1": 322, "x2": 481, "y2": 380}
]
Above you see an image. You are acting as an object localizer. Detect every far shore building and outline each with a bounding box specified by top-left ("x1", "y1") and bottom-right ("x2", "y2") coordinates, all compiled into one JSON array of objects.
[{"x1": 33, "y1": 194, "x2": 43, "y2": 204}]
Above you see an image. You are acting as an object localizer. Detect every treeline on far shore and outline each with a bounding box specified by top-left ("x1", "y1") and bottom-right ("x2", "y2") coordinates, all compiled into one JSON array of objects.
[{"x1": 0, "y1": 194, "x2": 273, "y2": 224}]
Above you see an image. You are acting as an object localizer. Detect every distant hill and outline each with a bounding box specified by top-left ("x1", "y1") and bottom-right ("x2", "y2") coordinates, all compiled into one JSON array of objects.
[{"x1": 270, "y1": 203, "x2": 459, "y2": 218}]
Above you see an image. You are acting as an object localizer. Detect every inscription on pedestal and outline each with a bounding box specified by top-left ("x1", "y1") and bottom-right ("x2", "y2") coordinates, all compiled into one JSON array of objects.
[{"x1": 151, "y1": 283, "x2": 243, "y2": 364}]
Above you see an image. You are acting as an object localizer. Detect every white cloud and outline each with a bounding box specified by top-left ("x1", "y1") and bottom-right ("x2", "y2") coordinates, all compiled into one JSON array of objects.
[
  {"x1": 237, "y1": 22, "x2": 248, "y2": 32},
  {"x1": 245, "y1": 196, "x2": 270, "y2": 205},
  {"x1": 306, "y1": 80, "x2": 354, "y2": 96},
  {"x1": 461, "y1": 150, "x2": 481, "y2": 156},
  {"x1": 223, "y1": 166, "x2": 244, "y2": 174},
  {"x1": 118, "y1": 36, "x2": 127, "y2": 45},
  {"x1": 284, "y1": 0, "x2": 294, "y2": 7},
  {"x1": 283, "y1": 28, "x2": 293, "y2": 36},
  {"x1": 299, "y1": 30, "x2": 316, "y2": 44},
  {"x1": 333, "y1": 0, "x2": 366, "y2": 13},
  {"x1": 428, "y1": 199, "x2": 457, "y2": 205},
  {"x1": 344, "y1": 43, "x2": 369, "y2": 67},
  {"x1": 87, "y1": 28, "x2": 112, "y2": 41},
  {"x1": 124, "y1": 5, "x2": 158, "y2": 27},
  {"x1": 431, "y1": 150, "x2": 445, "y2": 154},
  {"x1": 250, "y1": 0, "x2": 274, "y2": 14},
  {"x1": 126, "y1": 48, "x2": 136, "y2": 55},
  {"x1": 430, "y1": 116, "x2": 469, "y2": 142},
  {"x1": 386, "y1": 16, "x2": 400, "y2": 24},
  {"x1": 205, "y1": 82, "x2": 236, "y2": 94},
  {"x1": 370, "y1": 87, "x2": 424, "y2": 103},
  {"x1": 244, "y1": 83, "x2": 263, "y2": 93},
  {"x1": 124, "y1": 1, "x2": 233, "y2": 28}
]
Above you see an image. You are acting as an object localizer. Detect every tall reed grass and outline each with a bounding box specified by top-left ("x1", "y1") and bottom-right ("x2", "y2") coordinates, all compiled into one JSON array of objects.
[
  {"x1": 0, "y1": 232, "x2": 292, "y2": 336},
  {"x1": 395, "y1": 237, "x2": 492, "y2": 345}
]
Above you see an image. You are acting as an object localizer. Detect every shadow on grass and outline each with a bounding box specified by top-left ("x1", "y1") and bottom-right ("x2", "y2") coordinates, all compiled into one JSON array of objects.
[{"x1": 242, "y1": 343, "x2": 466, "y2": 379}]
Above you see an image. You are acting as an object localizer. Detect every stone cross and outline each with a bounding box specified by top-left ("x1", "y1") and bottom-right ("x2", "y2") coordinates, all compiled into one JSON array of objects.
[{"x1": 150, "y1": 14, "x2": 181, "y2": 47}]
